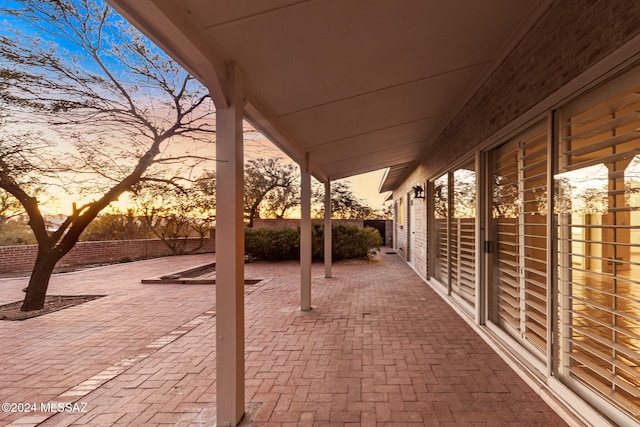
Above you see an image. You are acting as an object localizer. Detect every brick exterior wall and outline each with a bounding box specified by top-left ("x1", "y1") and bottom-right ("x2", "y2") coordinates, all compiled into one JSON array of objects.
[
  {"x1": 0, "y1": 237, "x2": 215, "y2": 274},
  {"x1": 394, "y1": 191, "x2": 416, "y2": 265},
  {"x1": 386, "y1": 4, "x2": 640, "y2": 420},
  {"x1": 393, "y1": 193, "x2": 427, "y2": 278},
  {"x1": 392, "y1": 0, "x2": 640, "y2": 281},
  {"x1": 423, "y1": 0, "x2": 640, "y2": 176}
]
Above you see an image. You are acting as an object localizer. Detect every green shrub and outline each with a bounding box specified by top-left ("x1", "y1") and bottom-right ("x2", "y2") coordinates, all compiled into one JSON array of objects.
[
  {"x1": 311, "y1": 224, "x2": 325, "y2": 259},
  {"x1": 245, "y1": 224, "x2": 381, "y2": 261},
  {"x1": 319, "y1": 224, "x2": 382, "y2": 260},
  {"x1": 245, "y1": 227, "x2": 299, "y2": 260}
]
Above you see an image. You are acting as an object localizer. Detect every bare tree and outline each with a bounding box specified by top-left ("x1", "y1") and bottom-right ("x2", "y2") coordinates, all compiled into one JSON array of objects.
[
  {"x1": 136, "y1": 176, "x2": 216, "y2": 255},
  {"x1": 263, "y1": 186, "x2": 300, "y2": 219},
  {"x1": 0, "y1": 0, "x2": 214, "y2": 311},
  {"x1": 243, "y1": 160, "x2": 382, "y2": 223},
  {"x1": 244, "y1": 158, "x2": 298, "y2": 227},
  {"x1": 313, "y1": 181, "x2": 375, "y2": 219},
  {"x1": 0, "y1": 189, "x2": 22, "y2": 234},
  {"x1": 80, "y1": 207, "x2": 151, "y2": 241}
]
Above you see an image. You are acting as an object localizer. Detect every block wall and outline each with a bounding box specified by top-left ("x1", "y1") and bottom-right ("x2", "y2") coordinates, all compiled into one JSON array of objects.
[{"x1": 0, "y1": 237, "x2": 215, "y2": 274}]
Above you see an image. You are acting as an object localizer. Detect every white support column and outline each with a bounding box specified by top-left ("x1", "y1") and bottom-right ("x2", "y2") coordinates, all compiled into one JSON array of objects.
[
  {"x1": 324, "y1": 180, "x2": 332, "y2": 278},
  {"x1": 300, "y1": 153, "x2": 312, "y2": 311},
  {"x1": 215, "y1": 63, "x2": 245, "y2": 426}
]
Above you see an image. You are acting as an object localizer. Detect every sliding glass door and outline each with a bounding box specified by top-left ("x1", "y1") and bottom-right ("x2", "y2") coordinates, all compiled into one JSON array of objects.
[
  {"x1": 557, "y1": 75, "x2": 640, "y2": 418},
  {"x1": 490, "y1": 122, "x2": 549, "y2": 357},
  {"x1": 431, "y1": 161, "x2": 477, "y2": 307}
]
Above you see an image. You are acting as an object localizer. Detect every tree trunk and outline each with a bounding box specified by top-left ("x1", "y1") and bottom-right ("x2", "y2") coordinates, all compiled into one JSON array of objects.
[
  {"x1": 183, "y1": 235, "x2": 205, "y2": 255},
  {"x1": 20, "y1": 250, "x2": 61, "y2": 312}
]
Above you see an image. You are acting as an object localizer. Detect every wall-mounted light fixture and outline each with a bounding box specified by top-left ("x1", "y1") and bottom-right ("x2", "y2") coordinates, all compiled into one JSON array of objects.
[{"x1": 412, "y1": 184, "x2": 424, "y2": 199}]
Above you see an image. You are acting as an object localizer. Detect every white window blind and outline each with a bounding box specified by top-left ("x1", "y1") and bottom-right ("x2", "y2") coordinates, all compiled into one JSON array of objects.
[
  {"x1": 451, "y1": 166, "x2": 477, "y2": 305},
  {"x1": 492, "y1": 123, "x2": 548, "y2": 355},
  {"x1": 433, "y1": 174, "x2": 449, "y2": 286},
  {"x1": 431, "y1": 165, "x2": 477, "y2": 307},
  {"x1": 558, "y1": 74, "x2": 640, "y2": 420}
]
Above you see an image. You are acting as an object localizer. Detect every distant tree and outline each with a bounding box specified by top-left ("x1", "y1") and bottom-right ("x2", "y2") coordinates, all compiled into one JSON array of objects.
[
  {"x1": 433, "y1": 177, "x2": 449, "y2": 219},
  {"x1": 136, "y1": 174, "x2": 216, "y2": 255},
  {"x1": 0, "y1": 189, "x2": 22, "y2": 235},
  {"x1": 554, "y1": 174, "x2": 608, "y2": 216},
  {"x1": 244, "y1": 156, "x2": 385, "y2": 223},
  {"x1": 491, "y1": 175, "x2": 518, "y2": 219},
  {"x1": 380, "y1": 203, "x2": 393, "y2": 219},
  {"x1": 195, "y1": 171, "x2": 217, "y2": 202},
  {"x1": 0, "y1": 216, "x2": 36, "y2": 246},
  {"x1": 452, "y1": 170, "x2": 477, "y2": 218},
  {"x1": 313, "y1": 181, "x2": 376, "y2": 219},
  {"x1": 0, "y1": 0, "x2": 214, "y2": 311},
  {"x1": 263, "y1": 185, "x2": 300, "y2": 219},
  {"x1": 244, "y1": 158, "x2": 298, "y2": 226},
  {"x1": 81, "y1": 207, "x2": 151, "y2": 241}
]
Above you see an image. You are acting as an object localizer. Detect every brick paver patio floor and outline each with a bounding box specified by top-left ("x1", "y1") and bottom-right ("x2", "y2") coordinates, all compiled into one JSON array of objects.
[{"x1": 0, "y1": 250, "x2": 572, "y2": 426}]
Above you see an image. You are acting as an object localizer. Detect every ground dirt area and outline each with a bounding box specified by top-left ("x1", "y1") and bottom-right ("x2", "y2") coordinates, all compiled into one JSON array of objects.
[{"x1": 0, "y1": 295, "x2": 104, "y2": 320}]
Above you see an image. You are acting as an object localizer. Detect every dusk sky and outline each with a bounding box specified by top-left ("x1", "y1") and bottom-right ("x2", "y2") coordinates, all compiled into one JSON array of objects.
[{"x1": 0, "y1": 0, "x2": 390, "y2": 215}]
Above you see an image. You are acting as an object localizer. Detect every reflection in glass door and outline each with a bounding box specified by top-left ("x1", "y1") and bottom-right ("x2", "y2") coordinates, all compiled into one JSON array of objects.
[
  {"x1": 557, "y1": 79, "x2": 640, "y2": 420},
  {"x1": 490, "y1": 122, "x2": 548, "y2": 356},
  {"x1": 431, "y1": 165, "x2": 477, "y2": 307},
  {"x1": 433, "y1": 174, "x2": 449, "y2": 286},
  {"x1": 451, "y1": 164, "x2": 476, "y2": 305}
]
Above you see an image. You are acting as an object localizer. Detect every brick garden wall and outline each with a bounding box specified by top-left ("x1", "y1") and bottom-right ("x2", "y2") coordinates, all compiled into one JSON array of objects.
[{"x1": 0, "y1": 237, "x2": 215, "y2": 274}]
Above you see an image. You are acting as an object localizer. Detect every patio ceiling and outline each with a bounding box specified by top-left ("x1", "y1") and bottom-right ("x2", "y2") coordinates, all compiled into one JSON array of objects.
[{"x1": 108, "y1": 0, "x2": 549, "y2": 188}]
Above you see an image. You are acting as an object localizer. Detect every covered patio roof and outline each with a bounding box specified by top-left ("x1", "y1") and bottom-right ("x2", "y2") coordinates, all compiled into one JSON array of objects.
[
  {"x1": 103, "y1": 1, "x2": 559, "y2": 425},
  {"x1": 107, "y1": 0, "x2": 550, "y2": 187}
]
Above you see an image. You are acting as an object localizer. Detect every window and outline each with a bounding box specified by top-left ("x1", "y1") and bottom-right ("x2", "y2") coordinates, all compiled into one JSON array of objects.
[
  {"x1": 490, "y1": 122, "x2": 548, "y2": 356},
  {"x1": 452, "y1": 164, "x2": 477, "y2": 304},
  {"x1": 557, "y1": 72, "x2": 640, "y2": 419},
  {"x1": 431, "y1": 162, "x2": 477, "y2": 307},
  {"x1": 398, "y1": 197, "x2": 404, "y2": 227},
  {"x1": 432, "y1": 174, "x2": 449, "y2": 285}
]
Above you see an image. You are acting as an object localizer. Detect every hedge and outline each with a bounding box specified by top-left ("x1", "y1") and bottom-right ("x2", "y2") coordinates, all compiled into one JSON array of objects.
[
  {"x1": 245, "y1": 224, "x2": 382, "y2": 261},
  {"x1": 244, "y1": 227, "x2": 299, "y2": 261}
]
